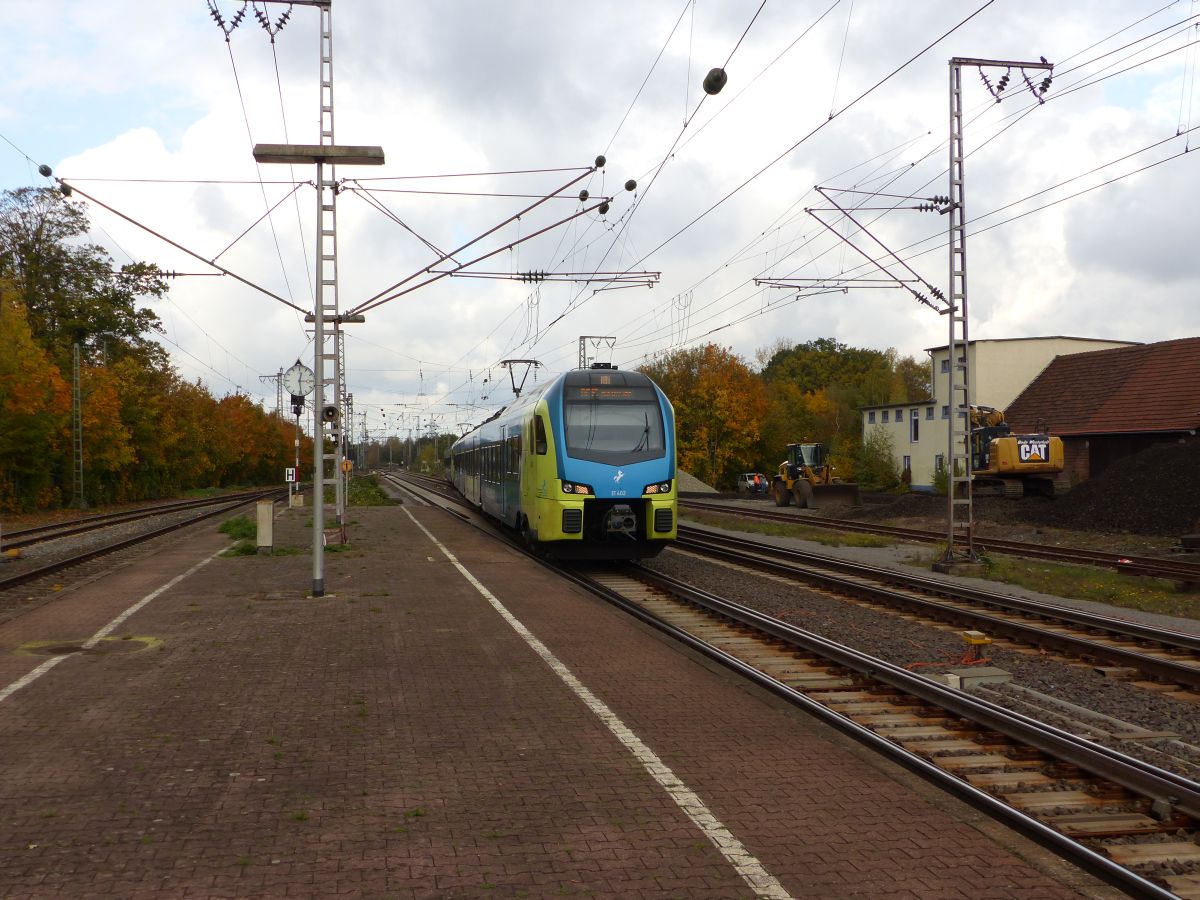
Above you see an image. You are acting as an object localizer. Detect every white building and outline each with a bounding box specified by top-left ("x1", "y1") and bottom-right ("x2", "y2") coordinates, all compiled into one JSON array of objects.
[{"x1": 859, "y1": 337, "x2": 1135, "y2": 490}]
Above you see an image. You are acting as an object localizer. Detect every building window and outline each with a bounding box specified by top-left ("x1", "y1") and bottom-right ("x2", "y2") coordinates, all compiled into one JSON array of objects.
[
  {"x1": 896, "y1": 408, "x2": 905, "y2": 422},
  {"x1": 881, "y1": 410, "x2": 889, "y2": 423},
  {"x1": 868, "y1": 411, "x2": 876, "y2": 424},
  {"x1": 941, "y1": 405, "x2": 949, "y2": 419},
  {"x1": 910, "y1": 409, "x2": 919, "y2": 443},
  {"x1": 934, "y1": 453, "x2": 945, "y2": 473},
  {"x1": 940, "y1": 359, "x2": 949, "y2": 373},
  {"x1": 925, "y1": 406, "x2": 934, "y2": 420},
  {"x1": 902, "y1": 455, "x2": 912, "y2": 472}
]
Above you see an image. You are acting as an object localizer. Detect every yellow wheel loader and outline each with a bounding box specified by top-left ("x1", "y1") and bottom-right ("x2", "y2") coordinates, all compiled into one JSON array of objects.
[{"x1": 772, "y1": 442, "x2": 862, "y2": 509}]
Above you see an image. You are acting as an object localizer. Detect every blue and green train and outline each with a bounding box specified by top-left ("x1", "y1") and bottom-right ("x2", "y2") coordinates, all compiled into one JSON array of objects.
[{"x1": 449, "y1": 364, "x2": 677, "y2": 558}]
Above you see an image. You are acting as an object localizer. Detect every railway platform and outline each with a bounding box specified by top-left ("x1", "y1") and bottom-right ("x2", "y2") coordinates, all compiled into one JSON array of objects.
[{"x1": 0, "y1": 496, "x2": 1117, "y2": 898}]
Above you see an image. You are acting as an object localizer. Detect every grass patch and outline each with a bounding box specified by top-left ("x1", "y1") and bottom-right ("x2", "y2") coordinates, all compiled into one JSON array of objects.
[
  {"x1": 686, "y1": 511, "x2": 894, "y2": 548},
  {"x1": 219, "y1": 515, "x2": 257, "y2": 541},
  {"x1": 347, "y1": 475, "x2": 397, "y2": 506},
  {"x1": 221, "y1": 540, "x2": 258, "y2": 557},
  {"x1": 983, "y1": 553, "x2": 1199, "y2": 619},
  {"x1": 908, "y1": 550, "x2": 1199, "y2": 619}
]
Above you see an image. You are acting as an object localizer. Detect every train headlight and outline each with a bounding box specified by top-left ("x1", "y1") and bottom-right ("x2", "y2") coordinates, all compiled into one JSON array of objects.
[
  {"x1": 643, "y1": 480, "x2": 672, "y2": 495},
  {"x1": 561, "y1": 481, "x2": 593, "y2": 495}
]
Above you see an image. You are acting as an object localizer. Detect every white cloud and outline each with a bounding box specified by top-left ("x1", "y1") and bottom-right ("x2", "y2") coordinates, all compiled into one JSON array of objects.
[{"x1": 3, "y1": 1, "x2": 1198, "y2": 436}]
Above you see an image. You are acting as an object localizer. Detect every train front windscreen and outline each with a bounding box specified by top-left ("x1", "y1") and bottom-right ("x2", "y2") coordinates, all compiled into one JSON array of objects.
[{"x1": 562, "y1": 385, "x2": 665, "y2": 464}]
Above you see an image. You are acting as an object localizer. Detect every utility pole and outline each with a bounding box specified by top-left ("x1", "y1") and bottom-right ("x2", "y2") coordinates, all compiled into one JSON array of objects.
[
  {"x1": 251, "y1": 0, "x2": 383, "y2": 596},
  {"x1": 259, "y1": 368, "x2": 283, "y2": 416},
  {"x1": 578, "y1": 336, "x2": 616, "y2": 369},
  {"x1": 936, "y1": 55, "x2": 1052, "y2": 573}
]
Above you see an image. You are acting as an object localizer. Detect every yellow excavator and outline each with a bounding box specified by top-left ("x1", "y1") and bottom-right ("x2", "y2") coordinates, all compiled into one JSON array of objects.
[
  {"x1": 772, "y1": 442, "x2": 862, "y2": 509},
  {"x1": 970, "y1": 406, "x2": 1069, "y2": 497}
]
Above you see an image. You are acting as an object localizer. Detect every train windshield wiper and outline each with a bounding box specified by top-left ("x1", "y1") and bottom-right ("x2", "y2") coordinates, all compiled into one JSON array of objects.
[{"x1": 633, "y1": 410, "x2": 650, "y2": 452}]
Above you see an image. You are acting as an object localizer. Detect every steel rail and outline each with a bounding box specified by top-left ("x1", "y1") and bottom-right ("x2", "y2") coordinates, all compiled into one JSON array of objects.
[
  {"x1": 395, "y1": 476, "x2": 1190, "y2": 896},
  {"x1": 1, "y1": 490, "x2": 289, "y2": 551},
  {"x1": 677, "y1": 526, "x2": 1200, "y2": 690},
  {"x1": 0, "y1": 490, "x2": 285, "y2": 593},
  {"x1": 557, "y1": 563, "x2": 1183, "y2": 899},
  {"x1": 680, "y1": 498, "x2": 1200, "y2": 582}
]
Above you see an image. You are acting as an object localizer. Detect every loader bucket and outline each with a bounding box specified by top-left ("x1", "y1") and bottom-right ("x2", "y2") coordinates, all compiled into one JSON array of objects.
[{"x1": 810, "y1": 483, "x2": 862, "y2": 509}]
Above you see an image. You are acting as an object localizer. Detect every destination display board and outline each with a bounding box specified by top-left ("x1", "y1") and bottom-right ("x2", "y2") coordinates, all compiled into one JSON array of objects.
[{"x1": 568, "y1": 386, "x2": 654, "y2": 402}]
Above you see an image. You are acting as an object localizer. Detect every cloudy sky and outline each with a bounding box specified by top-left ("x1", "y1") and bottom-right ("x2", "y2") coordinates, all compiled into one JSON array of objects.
[{"x1": 2, "y1": 1, "x2": 1198, "y2": 440}]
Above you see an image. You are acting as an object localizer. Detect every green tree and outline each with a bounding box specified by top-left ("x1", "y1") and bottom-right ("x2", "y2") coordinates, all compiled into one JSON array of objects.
[
  {"x1": 0, "y1": 187, "x2": 168, "y2": 368},
  {"x1": 640, "y1": 344, "x2": 767, "y2": 488},
  {"x1": 854, "y1": 427, "x2": 901, "y2": 492},
  {"x1": 0, "y1": 288, "x2": 71, "y2": 511}
]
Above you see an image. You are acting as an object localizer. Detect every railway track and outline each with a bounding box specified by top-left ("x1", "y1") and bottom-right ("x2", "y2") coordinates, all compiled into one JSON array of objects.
[
  {"x1": 677, "y1": 525, "x2": 1200, "y2": 698},
  {"x1": 390, "y1": 471, "x2": 1200, "y2": 894},
  {"x1": 0, "y1": 488, "x2": 284, "y2": 597},
  {"x1": 0, "y1": 490, "x2": 284, "y2": 552},
  {"x1": 563, "y1": 562, "x2": 1200, "y2": 899},
  {"x1": 681, "y1": 498, "x2": 1200, "y2": 584}
]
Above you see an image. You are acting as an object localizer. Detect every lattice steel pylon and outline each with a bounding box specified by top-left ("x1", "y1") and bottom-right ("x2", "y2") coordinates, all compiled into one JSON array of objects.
[
  {"x1": 72, "y1": 343, "x2": 86, "y2": 509},
  {"x1": 939, "y1": 56, "x2": 1052, "y2": 568}
]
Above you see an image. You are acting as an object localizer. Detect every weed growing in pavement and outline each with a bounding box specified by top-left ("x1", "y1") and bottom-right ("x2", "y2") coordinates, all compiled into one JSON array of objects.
[
  {"x1": 685, "y1": 511, "x2": 894, "y2": 548},
  {"x1": 237, "y1": 856, "x2": 250, "y2": 867},
  {"x1": 292, "y1": 811, "x2": 309, "y2": 822},
  {"x1": 219, "y1": 516, "x2": 257, "y2": 541},
  {"x1": 405, "y1": 807, "x2": 426, "y2": 819},
  {"x1": 347, "y1": 475, "x2": 398, "y2": 506},
  {"x1": 221, "y1": 540, "x2": 258, "y2": 557}
]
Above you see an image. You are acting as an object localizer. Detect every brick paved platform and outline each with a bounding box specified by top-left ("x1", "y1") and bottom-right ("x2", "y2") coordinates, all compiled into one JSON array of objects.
[{"x1": 0, "y1": 498, "x2": 1117, "y2": 898}]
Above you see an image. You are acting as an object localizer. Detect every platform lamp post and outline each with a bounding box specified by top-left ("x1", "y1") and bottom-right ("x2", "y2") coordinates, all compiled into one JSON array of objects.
[{"x1": 252, "y1": 143, "x2": 384, "y2": 597}]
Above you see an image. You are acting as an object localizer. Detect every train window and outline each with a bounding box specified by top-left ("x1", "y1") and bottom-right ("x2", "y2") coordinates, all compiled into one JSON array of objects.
[
  {"x1": 534, "y1": 415, "x2": 548, "y2": 455},
  {"x1": 563, "y1": 395, "x2": 665, "y2": 464}
]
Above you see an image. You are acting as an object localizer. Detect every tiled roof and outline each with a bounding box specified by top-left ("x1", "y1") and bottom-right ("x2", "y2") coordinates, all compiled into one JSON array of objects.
[{"x1": 1006, "y1": 337, "x2": 1200, "y2": 436}]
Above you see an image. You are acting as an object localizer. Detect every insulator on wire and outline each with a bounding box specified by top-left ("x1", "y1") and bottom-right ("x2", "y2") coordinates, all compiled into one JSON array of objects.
[
  {"x1": 38, "y1": 164, "x2": 52, "y2": 177},
  {"x1": 598, "y1": 201, "x2": 610, "y2": 215},
  {"x1": 594, "y1": 154, "x2": 606, "y2": 169},
  {"x1": 624, "y1": 179, "x2": 637, "y2": 192},
  {"x1": 703, "y1": 67, "x2": 728, "y2": 95},
  {"x1": 579, "y1": 190, "x2": 589, "y2": 202}
]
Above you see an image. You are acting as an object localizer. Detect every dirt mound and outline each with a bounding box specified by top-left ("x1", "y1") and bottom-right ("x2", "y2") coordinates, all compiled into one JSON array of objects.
[
  {"x1": 1026, "y1": 441, "x2": 1200, "y2": 536},
  {"x1": 850, "y1": 441, "x2": 1199, "y2": 537}
]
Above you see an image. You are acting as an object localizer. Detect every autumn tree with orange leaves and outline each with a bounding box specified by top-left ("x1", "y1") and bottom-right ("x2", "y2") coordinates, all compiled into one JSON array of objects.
[
  {"x1": 0, "y1": 187, "x2": 309, "y2": 513},
  {"x1": 639, "y1": 344, "x2": 767, "y2": 488}
]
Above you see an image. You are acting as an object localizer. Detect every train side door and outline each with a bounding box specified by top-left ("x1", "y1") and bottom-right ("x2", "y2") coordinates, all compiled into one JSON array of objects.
[{"x1": 499, "y1": 426, "x2": 510, "y2": 521}]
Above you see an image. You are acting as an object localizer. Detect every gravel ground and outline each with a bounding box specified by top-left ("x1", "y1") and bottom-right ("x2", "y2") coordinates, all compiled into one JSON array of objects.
[{"x1": 644, "y1": 542, "x2": 1200, "y2": 783}]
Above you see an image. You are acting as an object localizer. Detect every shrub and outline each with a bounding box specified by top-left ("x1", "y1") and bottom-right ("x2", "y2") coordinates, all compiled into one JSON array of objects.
[{"x1": 854, "y1": 429, "x2": 901, "y2": 492}]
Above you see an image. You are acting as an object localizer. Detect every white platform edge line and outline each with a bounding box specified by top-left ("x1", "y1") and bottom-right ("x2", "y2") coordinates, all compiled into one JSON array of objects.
[
  {"x1": 404, "y1": 507, "x2": 793, "y2": 900},
  {"x1": 0, "y1": 546, "x2": 226, "y2": 705}
]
